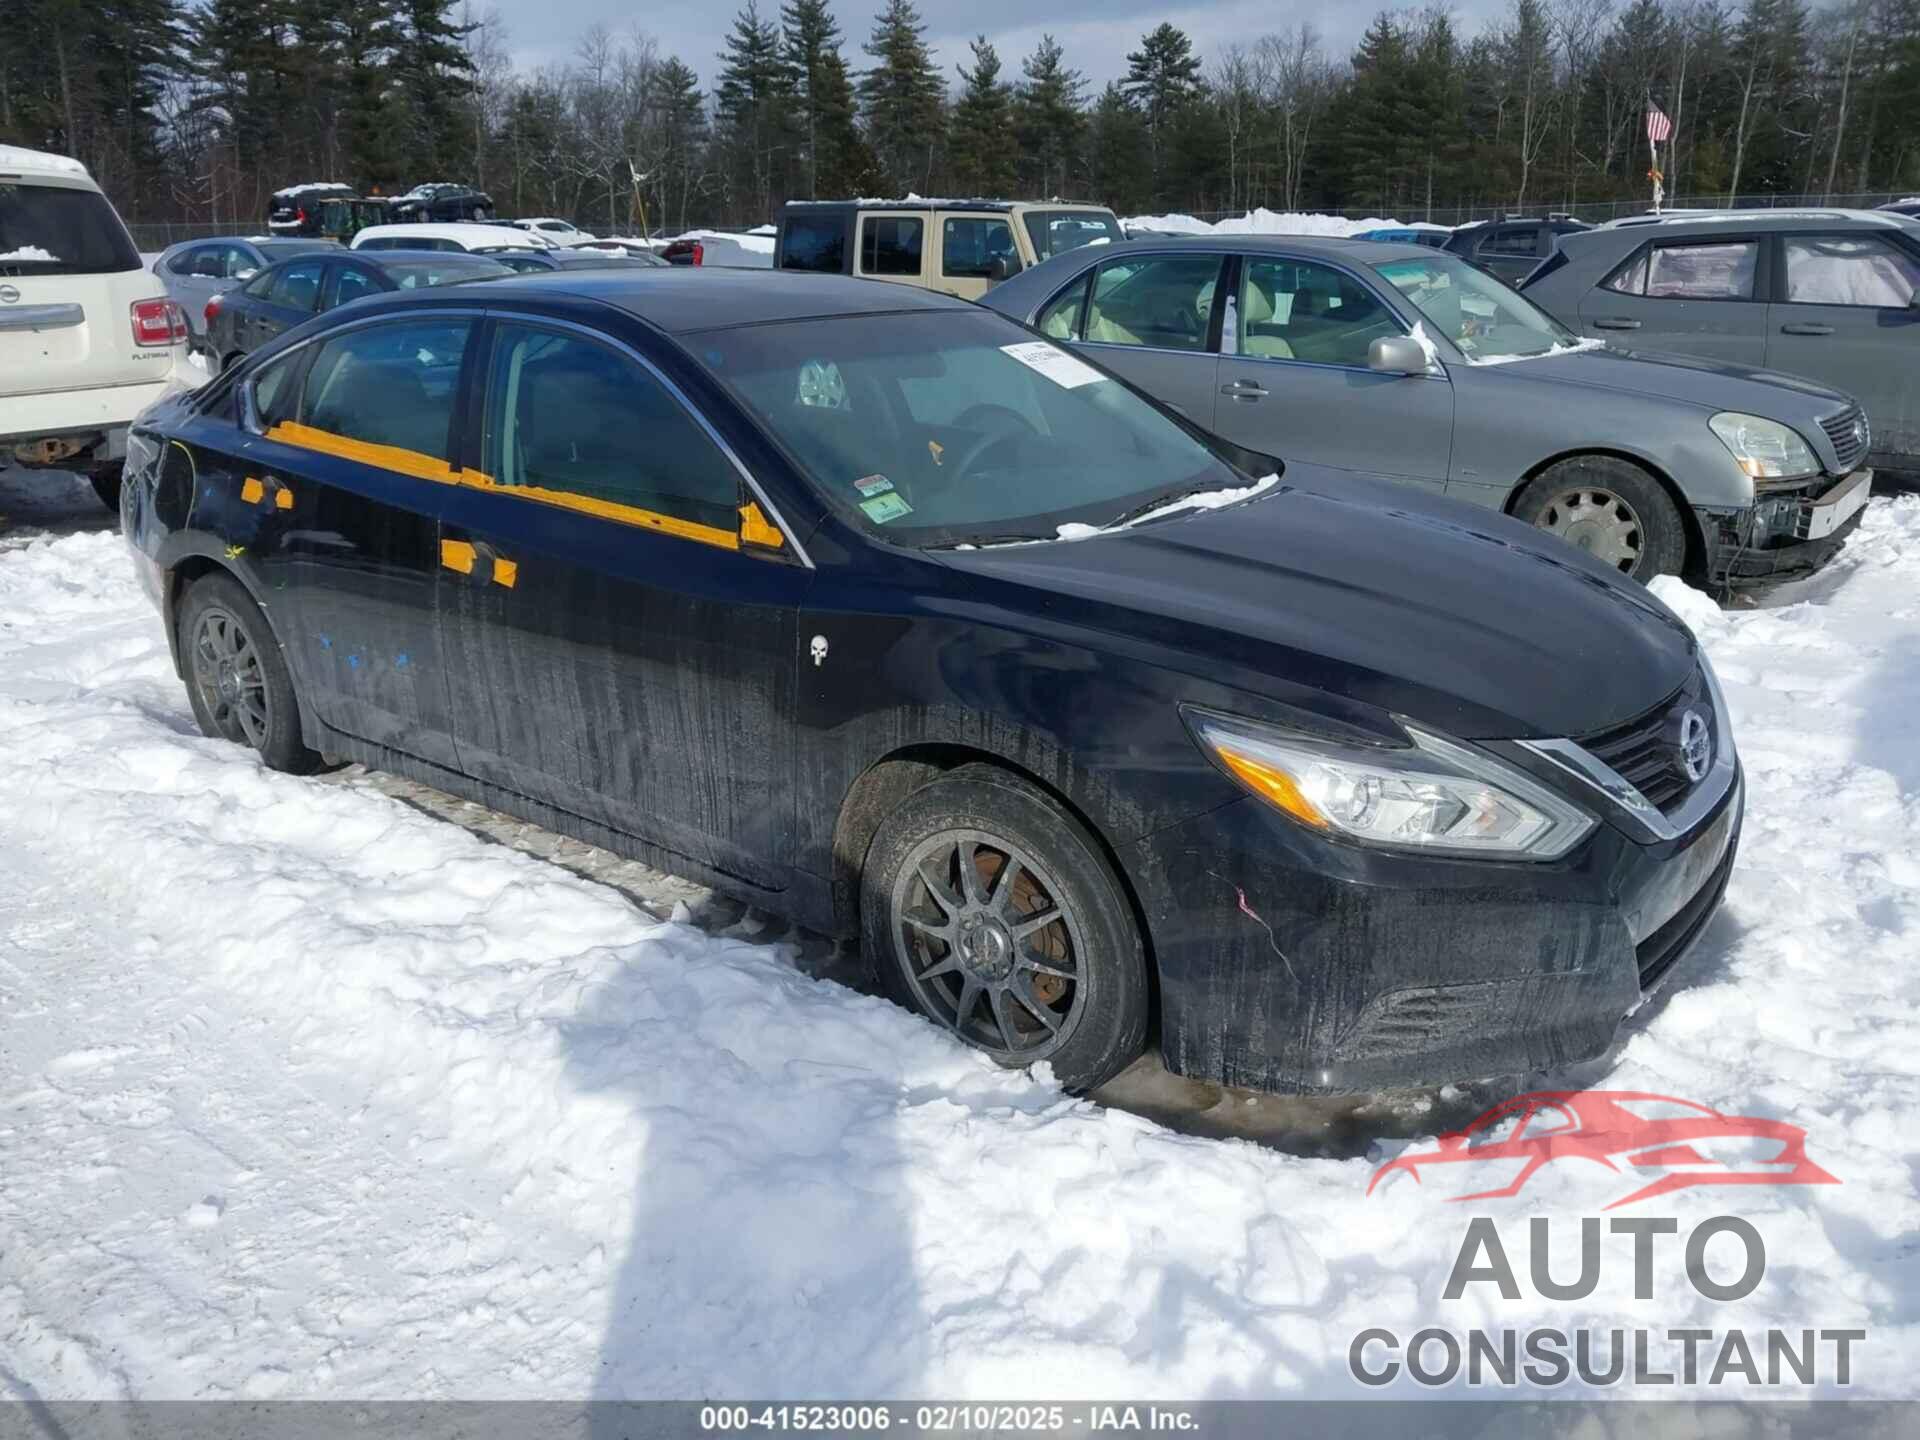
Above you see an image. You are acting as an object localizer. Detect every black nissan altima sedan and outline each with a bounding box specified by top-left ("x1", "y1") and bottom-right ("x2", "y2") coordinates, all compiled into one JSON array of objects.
[{"x1": 120, "y1": 269, "x2": 1743, "y2": 1095}]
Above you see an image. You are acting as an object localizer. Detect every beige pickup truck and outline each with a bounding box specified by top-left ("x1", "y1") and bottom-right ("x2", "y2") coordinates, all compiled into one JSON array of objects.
[{"x1": 773, "y1": 199, "x2": 1123, "y2": 300}]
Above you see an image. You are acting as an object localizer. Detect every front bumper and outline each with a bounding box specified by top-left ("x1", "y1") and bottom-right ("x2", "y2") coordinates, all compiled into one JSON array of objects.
[
  {"x1": 1127, "y1": 765, "x2": 1742, "y2": 1095},
  {"x1": 1699, "y1": 468, "x2": 1872, "y2": 587}
]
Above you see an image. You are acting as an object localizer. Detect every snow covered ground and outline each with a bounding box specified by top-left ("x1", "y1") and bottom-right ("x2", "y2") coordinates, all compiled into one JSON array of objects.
[
  {"x1": 1123, "y1": 207, "x2": 1454, "y2": 237},
  {"x1": 1, "y1": 468, "x2": 1918, "y2": 1400}
]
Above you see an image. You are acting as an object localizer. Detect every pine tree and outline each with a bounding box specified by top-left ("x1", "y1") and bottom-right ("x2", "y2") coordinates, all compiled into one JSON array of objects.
[
  {"x1": 1087, "y1": 82, "x2": 1149, "y2": 214},
  {"x1": 390, "y1": 0, "x2": 476, "y2": 180},
  {"x1": 715, "y1": 2, "x2": 790, "y2": 215},
  {"x1": 1013, "y1": 34, "x2": 1084, "y2": 198},
  {"x1": 782, "y1": 0, "x2": 840, "y2": 198},
  {"x1": 1123, "y1": 22, "x2": 1201, "y2": 196},
  {"x1": 649, "y1": 57, "x2": 709, "y2": 230},
  {"x1": 857, "y1": 0, "x2": 943, "y2": 192},
  {"x1": 948, "y1": 37, "x2": 1014, "y2": 196},
  {"x1": 812, "y1": 48, "x2": 883, "y2": 196}
]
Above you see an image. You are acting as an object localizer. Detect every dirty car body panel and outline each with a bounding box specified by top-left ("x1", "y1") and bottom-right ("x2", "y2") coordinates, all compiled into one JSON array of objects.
[{"x1": 123, "y1": 270, "x2": 1742, "y2": 1094}]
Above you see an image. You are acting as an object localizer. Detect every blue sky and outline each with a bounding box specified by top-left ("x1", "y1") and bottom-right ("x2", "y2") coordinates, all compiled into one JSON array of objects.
[{"x1": 495, "y1": 0, "x2": 1516, "y2": 93}]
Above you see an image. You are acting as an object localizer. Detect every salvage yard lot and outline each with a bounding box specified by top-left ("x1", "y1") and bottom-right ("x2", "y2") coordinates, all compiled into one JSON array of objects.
[{"x1": 1, "y1": 470, "x2": 1917, "y2": 1398}]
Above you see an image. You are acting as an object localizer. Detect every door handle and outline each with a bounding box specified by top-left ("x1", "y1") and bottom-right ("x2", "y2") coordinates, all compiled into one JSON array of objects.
[
  {"x1": 1780, "y1": 322, "x2": 1834, "y2": 336},
  {"x1": 1220, "y1": 379, "x2": 1269, "y2": 400},
  {"x1": 1592, "y1": 318, "x2": 1642, "y2": 330}
]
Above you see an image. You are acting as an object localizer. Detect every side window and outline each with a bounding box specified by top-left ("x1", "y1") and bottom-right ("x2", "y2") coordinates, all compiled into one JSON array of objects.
[
  {"x1": 331, "y1": 265, "x2": 381, "y2": 308},
  {"x1": 1085, "y1": 254, "x2": 1222, "y2": 351},
  {"x1": 267, "y1": 259, "x2": 325, "y2": 312},
  {"x1": 1784, "y1": 234, "x2": 1920, "y2": 307},
  {"x1": 1239, "y1": 258, "x2": 1400, "y2": 367},
  {"x1": 1609, "y1": 240, "x2": 1759, "y2": 300},
  {"x1": 1483, "y1": 225, "x2": 1541, "y2": 257},
  {"x1": 298, "y1": 318, "x2": 472, "y2": 464},
  {"x1": 165, "y1": 248, "x2": 199, "y2": 276},
  {"x1": 781, "y1": 214, "x2": 847, "y2": 273},
  {"x1": 248, "y1": 352, "x2": 304, "y2": 432},
  {"x1": 1036, "y1": 273, "x2": 1091, "y2": 341},
  {"x1": 481, "y1": 323, "x2": 742, "y2": 535},
  {"x1": 860, "y1": 216, "x2": 923, "y2": 277},
  {"x1": 942, "y1": 217, "x2": 1017, "y2": 279},
  {"x1": 242, "y1": 268, "x2": 276, "y2": 299}
]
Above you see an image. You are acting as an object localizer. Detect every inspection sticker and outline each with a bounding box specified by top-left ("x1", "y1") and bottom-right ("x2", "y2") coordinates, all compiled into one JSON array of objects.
[
  {"x1": 860, "y1": 492, "x2": 913, "y2": 523},
  {"x1": 1000, "y1": 341, "x2": 1106, "y2": 389},
  {"x1": 853, "y1": 474, "x2": 895, "y2": 497}
]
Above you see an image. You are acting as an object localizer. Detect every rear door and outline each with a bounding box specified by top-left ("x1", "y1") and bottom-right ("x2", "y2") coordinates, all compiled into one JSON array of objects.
[
  {"x1": 1576, "y1": 233, "x2": 1769, "y2": 365},
  {"x1": 1767, "y1": 229, "x2": 1920, "y2": 465},
  {"x1": 227, "y1": 311, "x2": 475, "y2": 766},
  {"x1": 854, "y1": 210, "x2": 930, "y2": 289},
  {"x1": 436, "y1": 315, "x2": 808, "y2": 888},
  {"x1": 248, "y1": 257, "x2": 326, "y2": 350},
  {"x1": 1050, "y1": 251, "x2": 1227, "y2": 426},
  {"x1": 1211, "y1": 254, "x2": 1453, "y2": 492},
  {"x1": 0, "y1": 171, "x2": 157, "y2": 396}
]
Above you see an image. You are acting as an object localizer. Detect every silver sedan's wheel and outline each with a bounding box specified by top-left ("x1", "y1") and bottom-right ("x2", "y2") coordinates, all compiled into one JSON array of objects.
[
  {"x1": 1531, "y1": 486, "x2": 1645, "y2": 572},
  {"x1": 890, "y1": 829, "x2": 1088, "y2": 1062}
]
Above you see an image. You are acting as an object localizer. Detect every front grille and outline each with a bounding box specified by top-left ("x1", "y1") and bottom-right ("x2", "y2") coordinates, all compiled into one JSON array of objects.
[
  {"x1": 1577, "y1": 667, "x2": 1714, "y2": 816},
  {"x1": 1820, "y1": 405, "x2": 1868, "y2": 471}
]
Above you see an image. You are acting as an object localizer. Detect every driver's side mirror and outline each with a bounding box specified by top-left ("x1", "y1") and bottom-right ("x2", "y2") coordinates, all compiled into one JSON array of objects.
[
  {"x1": 1368, "y1": 335, "x2": 1431, "y2": 375},
  {"x1": 988, "y1": 254, "x2": 1020, "y2": 284}
]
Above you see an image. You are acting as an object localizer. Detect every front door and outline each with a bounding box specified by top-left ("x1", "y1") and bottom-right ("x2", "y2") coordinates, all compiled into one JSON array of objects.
[
  {"x1": 1767, "y1": 230, "x2": 1920, "y2": 466},
  {"x1": 251, "y1": 256, "x2": 326, "y2": 350},
  {"x1": 1577, "y1": 234, "x2": 1769, "y2": 366},
  {"x1": 1210, "y1": 255, "x2": 1453, "y2": 492},
  {"x1": 436, "y1": 316, "x2": 808, "y2": 889},
  {"x1": 936, "y1": 213, "x2": 1019, "y2": 300},
  {"x1": 1061, "y1": 251, "x2": 1227, "y2": 427},
  {"x1": 216, "y1": 313, "x2": 472, "y2": 766}
]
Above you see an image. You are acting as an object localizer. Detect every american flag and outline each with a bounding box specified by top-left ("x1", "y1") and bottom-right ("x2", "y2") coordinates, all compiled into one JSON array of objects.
[{"x1": 1647, "y1": 105, "x2": 1673, "y2": 144}]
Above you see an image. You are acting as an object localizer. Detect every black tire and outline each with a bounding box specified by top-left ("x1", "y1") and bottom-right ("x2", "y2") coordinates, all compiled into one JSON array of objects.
[
  {"x1": 1512, "y1": 455, "x2": 1686, "y2": 581},
  {"x1": 90, "y1": 463, "x2": 123, "y2": 514},
  {"x1": 860, "y1": 764, "x2": 1148, "y2": 1092},
  {"x1": 177, "y1": 573, "x2": 321, "y2": 774}
]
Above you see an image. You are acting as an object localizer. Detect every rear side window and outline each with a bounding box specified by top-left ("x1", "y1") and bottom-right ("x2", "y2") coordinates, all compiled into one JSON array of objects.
[
  {"x1": 942, "y1": 217, "x2": 1016, "y2": 279},
  {"x1": 0, "y1": 182, "x2": 142, "y2": 275},
  {"x1": 782, "y1": 214, "x2": 847, "y2": 273},
  {"x1": 300, "y1": 318, "x2": 473, "y2": 464},
  {"x1": 1482, "y1": 226, "x2": 1540, "y2": 256},
  {"x1": 1037, "y1": 274, "x2": 1092, "y2": 340},
  {"x1": 860, "y1": 217, "x2": 923, "y2": 276},
  {"x1": 1783, "y1": 234, "x2": 1920, "y2": 307},
  {"x1": 249, "y1": 353, "x2": 304, "y2": 431},
  {"x1": 1607, "y1": 240, "x2": 1759, "y2": 300},
  {"x1": 267, "y1": 260, "x2": 325, "y2": 312},
  {"x1": 480, "y1": 323, "x2": 741, "y2": 534},
  {"x1": 331, "y1": 266, "x2": 382, "y2": 307}
]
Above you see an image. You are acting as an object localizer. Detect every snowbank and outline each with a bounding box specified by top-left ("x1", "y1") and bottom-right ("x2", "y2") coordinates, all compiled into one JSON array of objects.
[
  {"x1": 1, "y1": 486, "x2": 1918, "y2": 1399},
  {"x1": 1125, "y1": 208, "x2": 1452, "y2": 237}
]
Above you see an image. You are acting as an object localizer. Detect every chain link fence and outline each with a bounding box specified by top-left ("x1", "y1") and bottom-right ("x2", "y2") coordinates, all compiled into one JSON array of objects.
[{"x1": 1169, "y1": 192, "x2": 1912, "y2": 228}]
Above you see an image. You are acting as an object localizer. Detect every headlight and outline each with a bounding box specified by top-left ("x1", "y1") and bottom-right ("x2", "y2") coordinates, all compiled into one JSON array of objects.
[
  {"x1": 1186, "y1": 711, "x2": 1596, "y2": 861},
  {"x1": 1709, "y1": 412, "x2": 1819, "y2": 480}
]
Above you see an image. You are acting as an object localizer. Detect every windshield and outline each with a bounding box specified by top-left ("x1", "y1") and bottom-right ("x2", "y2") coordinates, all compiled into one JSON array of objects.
[
  {"x1": 693, "y1": 310, "x2": 1249, "y2": 546},
  {"x1": 1023, "y1": 210, "x2": 1124, "y2": 261},
  {"x1": 0, "y1": 182, "x2": 141, "y2": 274},
  {"x1": 1373, "y1": 254, "x2": 1577, "y2": 361}
]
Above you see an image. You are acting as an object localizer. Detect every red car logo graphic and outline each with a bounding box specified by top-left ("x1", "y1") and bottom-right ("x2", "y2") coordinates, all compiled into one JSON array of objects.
[{"x1": 1368, "y1": 1091, "x2": 1839, "y2": 1210}]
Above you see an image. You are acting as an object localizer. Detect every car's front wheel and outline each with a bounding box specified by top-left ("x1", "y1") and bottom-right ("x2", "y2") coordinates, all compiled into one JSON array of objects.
[
  {"x1": 178, "y1": 574, "x2": 321, "y2": 773},
  {"x1": 1513, "y1": 456, "x2": 1686, "y2": 581},
  {"x1": 861, "y1": 765, "x2": 1148, "y2": 1091}
]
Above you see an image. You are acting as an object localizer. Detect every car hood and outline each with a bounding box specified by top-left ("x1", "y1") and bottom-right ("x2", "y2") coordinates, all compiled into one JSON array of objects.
[
  {"x1": 933, "y1": 469, "x2": 1697, "y2": 740},
  {"x1": 1481, "y1": 344, "x2": 1854, "y2": 419}
]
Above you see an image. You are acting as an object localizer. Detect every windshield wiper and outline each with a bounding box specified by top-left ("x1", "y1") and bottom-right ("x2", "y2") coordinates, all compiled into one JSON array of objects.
[
  {"x1": 928, "y1": 532, "x2": 1050, "y2": 549},
  {"x1": 1101, "y1": 484, "x2": 1216, "y2": 530}
]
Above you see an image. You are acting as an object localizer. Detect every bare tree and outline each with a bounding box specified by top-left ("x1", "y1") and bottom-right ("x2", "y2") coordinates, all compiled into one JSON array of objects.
[{"x1": 1257, "y1": 23, "x2": 1333, "y2": 212}]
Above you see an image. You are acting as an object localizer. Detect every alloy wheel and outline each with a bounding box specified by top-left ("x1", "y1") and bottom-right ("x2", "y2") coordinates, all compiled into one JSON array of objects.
[
  {"x1": 1532, "y1": 487, "x2": 1646, "y2": 573},
  {"x1": 189, "y1": 606, "x2": 271, "y2": 750},
  {"x1": 890, "y1": 830, "x2": 1087, "y2": 1062}
]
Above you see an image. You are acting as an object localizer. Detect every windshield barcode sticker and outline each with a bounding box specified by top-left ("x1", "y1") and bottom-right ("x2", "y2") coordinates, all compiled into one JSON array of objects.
[{"x1": 1000, "y1": 342, "x2": 1106, "y2": 390}]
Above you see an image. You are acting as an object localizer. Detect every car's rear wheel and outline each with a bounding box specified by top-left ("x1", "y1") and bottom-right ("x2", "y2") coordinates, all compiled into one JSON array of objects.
[
  {"x1": 1513, "y1": 456, "x2": 1686, "y2": 581},
  {"x1": 861, "y1": 765, "x2": 1148, "y2": 1091},
  {"x1": 178, "y1": 574, "x2": 320, "y2": 773}
]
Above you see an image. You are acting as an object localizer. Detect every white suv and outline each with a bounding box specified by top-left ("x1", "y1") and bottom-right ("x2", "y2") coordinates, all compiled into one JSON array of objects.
[{"x1": 1, "y1": 145, "x2": 199, "y2": 510}]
